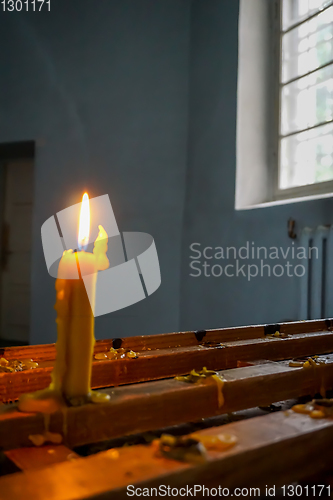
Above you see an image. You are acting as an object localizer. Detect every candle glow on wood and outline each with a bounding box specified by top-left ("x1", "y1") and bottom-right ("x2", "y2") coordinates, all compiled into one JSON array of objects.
[{"x1": 18, "y1": 192, "x2": 110, "y2": 413}]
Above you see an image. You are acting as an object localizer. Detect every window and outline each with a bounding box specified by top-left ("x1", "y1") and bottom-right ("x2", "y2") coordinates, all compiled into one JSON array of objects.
[
  {"x1": 236, "y1": 0, "x2": 333, "y2": 209},
  {"x1": 279, "y1": 0, "x2": 333, "y2": 194}
]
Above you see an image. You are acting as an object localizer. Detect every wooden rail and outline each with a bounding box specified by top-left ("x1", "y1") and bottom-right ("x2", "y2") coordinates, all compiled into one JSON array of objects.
[
  {"x1": 1, "y1": 329, "x2": 333, "y2": 403},
  {"x1": 1, "y1": 355, "x2": 333, "y2": 450},
  {"x1": 1, "y1": 319, "x2": 333, "y2": 499},
  {"x1": 1, "y1": 318, "x2": 332, "y2": 361},
  {"x1": 1, "y1": 411, "x2": 333, "y2": 499}
]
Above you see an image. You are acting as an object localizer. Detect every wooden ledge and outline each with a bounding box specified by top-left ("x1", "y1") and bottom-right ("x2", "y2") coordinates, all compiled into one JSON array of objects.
[
  {"x1": 1, "y1": 356, "x2": 333, "y2": 450},
  {"x1": 1, "y1": 411, "x2": 333, "y2": 499},
  {"x1": 1, "y1": 330, "x2": 333, "y2": 403}
]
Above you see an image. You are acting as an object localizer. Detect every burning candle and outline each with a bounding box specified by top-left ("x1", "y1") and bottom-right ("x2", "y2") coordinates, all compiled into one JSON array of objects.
[{"x1": 19, "y1": 193, "x2": 110, "y2": 413}]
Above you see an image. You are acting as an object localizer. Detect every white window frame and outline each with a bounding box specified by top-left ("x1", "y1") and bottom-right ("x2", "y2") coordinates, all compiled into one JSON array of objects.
[
  {"x1": 235, "y1": 0, "x2": 333, "y2": 210},
  {"x1": 275, "y1": 0, "x2": 333, "y2": 201}
]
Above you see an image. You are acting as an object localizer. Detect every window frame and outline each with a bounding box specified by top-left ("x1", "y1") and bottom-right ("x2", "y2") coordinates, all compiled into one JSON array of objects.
[{"x1": 273, "y1": 0, "x2": 333, "y2": 201}]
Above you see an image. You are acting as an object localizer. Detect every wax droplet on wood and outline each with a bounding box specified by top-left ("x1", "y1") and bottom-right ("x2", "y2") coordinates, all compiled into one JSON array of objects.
[
  {"x1": 108, "y1": 449, "x2": 119, "y2": 459},
  {"x1": 190, "y1": 433, "x2": 237, "y2": 451},
  {"x1": 29, "y1": 432, "x2": 63, "y2": 447},
  {"x1": 21, "y1": 359, "x2": 39, "y2": 369},
  {"x1": 292, "y1": 399, "x2": 333, "y2": 419},
  {"x1": 95, "y1": 352, "x2": 108, "y2": 360},
  {"x1": 292, "y1": 404, "x2": 312, "y2": 414},
  {"x1": 0, "y1": 357, "x2": 38, "y2": 372},
  {"x1": 29, "y1": 434, "x2": 45, "y2": 447},
  {"x1": 107, "y1": 350, "x2": 117, "y2": 360},
  {"x1": 310, "y1": 410, "x2": 325, "y2": 419},
  {"x1": 90, "y1": 391, "x2": 111, "y2": 404},
  {"x1": 289, "y1": 361, "x2": 304, "y2": 367},
  {"x1": 212, "y1": 374, "x2": 225, "y2": 408}
]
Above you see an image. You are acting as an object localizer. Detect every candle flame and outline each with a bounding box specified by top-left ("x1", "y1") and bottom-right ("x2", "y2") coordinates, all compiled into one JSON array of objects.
[{"x1": 78, "y1": 192, "x2": 90, "y2": 250}]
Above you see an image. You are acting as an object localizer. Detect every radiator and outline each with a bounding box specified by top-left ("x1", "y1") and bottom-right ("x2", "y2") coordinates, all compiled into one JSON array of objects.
[{"x1": 300, "y1": 225, "x2": 333, "y2": 320}]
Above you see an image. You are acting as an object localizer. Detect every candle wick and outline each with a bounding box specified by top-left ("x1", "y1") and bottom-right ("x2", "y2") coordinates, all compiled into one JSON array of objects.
[{"x1": 74, "y1": 252, "x2": 82, "y2": 280}]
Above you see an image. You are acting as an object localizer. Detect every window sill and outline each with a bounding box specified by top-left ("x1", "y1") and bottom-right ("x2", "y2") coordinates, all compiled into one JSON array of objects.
[{"x1": 236, "y1": 190, "x2": 333, "y2": 211}]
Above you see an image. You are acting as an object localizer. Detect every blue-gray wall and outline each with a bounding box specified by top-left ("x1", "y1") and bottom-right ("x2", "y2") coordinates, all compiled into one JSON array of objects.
[
  {"x1": 180, "y1": 0, "x2": 333, "y2": 331},
  {"x1": 0, "y1": 0, "x2": 190, "y2": 343},
  {"x1": 1, "y1": 0, "x2": 333, "y2": 344}
]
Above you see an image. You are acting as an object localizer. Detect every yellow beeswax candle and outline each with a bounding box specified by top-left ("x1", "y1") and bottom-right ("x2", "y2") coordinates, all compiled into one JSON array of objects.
[
  {"x1": 18, "y1": 194, "x2": 110, "y2": 413},
  {"x1": 54, "y1": 226, "x2": 109, "y2": 404}
]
